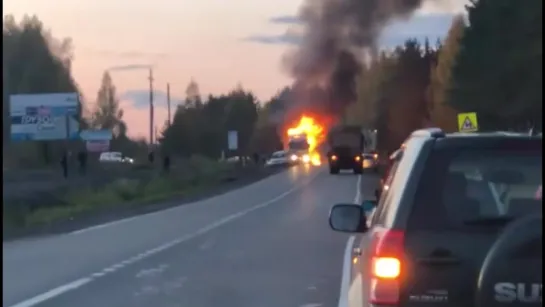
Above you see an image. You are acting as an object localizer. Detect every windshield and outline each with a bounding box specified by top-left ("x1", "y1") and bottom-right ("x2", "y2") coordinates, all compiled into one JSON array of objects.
[
  {"x1": 288, "y1": 140, "x2": 309, "y2": 151},
  {"x1": 271, "y1": 151, "x2": 286, "y2": 158},
  {"x1": 409, "y1": 146, "x2": 542, "y2": 230}
]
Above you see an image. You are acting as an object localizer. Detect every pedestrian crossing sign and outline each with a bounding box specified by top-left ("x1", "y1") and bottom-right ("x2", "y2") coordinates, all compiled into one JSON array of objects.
[{"x1": 457, "y1": 112, "x2": 479, "y2": 132}]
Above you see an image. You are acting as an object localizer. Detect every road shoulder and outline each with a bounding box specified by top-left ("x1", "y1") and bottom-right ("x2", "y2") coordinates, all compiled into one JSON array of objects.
[{"x1": 3, "y1": 166, "x2": 287, "y2": 242}]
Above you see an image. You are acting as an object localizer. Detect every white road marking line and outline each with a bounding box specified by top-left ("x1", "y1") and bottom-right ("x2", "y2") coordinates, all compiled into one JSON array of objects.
[
  {"x1": 8, "y1": 170, "x2": 322, "y2": 307},
  {"x1": 337, "y1": 174, "x2": 361, "y2": 307},
  {"x1": 70, "y1": 168, "x2": 294, "y2": 235},
  {"x1": 354, "y1": 174, "x2": 362, "y2": 204},
  {"x1": 9, "y1": 278, "x2": 92, "y2": 307}
]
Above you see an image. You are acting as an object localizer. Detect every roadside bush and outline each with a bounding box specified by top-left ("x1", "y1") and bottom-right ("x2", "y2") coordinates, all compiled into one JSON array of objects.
[{"x1": 3, "y1": 156, "x2": 235, "y2": 229}]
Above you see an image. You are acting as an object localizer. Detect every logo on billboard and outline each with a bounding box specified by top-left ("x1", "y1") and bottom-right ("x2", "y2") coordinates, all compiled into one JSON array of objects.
[{"x1": 22, "y1": 106, "x2": 55, "y2": 130}]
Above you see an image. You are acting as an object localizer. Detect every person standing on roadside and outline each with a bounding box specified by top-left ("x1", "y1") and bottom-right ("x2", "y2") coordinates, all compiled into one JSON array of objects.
[
  {"x1": 253, "y1": 152, "x2": 260, "y2": 165},
  {"x1": 163, "y1": 154, "x2": 171, "y2": 173},
  {"x1": 60, "y1": 153, "x2": 68, "y2": 178},
  {"x1": 148, "y1": 151, "x2": 155, "y2": 164},
  {"x1": 77, "y1": 151, "x2": 87, "y2": 175}
]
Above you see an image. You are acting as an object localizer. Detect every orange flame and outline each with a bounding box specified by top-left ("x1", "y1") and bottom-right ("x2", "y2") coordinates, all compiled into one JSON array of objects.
[{"x1": 287, "y1": 115, "x2": 325, "y2": 153}]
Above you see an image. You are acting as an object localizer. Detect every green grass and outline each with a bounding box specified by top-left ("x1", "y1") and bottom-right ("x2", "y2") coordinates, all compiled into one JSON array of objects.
[{"x1": 3, "y1": 156, "x2": 236, "y2": 230}]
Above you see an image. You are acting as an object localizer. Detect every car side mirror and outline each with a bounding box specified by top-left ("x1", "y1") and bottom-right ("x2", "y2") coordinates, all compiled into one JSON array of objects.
[{"x1": 329, "y1": 204, "x2": 368, "y2": 233}]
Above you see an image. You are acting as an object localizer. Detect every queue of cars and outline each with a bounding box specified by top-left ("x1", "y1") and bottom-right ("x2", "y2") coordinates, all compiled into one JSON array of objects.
[
  {"x1": 265, "y1": 149, "x2": 379, "y2": 170},
  {"x1": 329, "y1": 128, "x2": 542, "y2": 307}
]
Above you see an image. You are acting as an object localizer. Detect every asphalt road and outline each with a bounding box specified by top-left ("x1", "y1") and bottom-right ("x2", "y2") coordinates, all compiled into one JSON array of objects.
[{"x1": 3, "y1": 165, "x2": 378, "y2": 307}]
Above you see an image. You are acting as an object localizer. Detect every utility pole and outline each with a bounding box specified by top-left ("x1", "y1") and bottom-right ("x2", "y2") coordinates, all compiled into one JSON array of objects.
[
  {"x1": 167, "y1": 83, "x2": 171, "y2": 126},
  {"x1": 148, "y1": 68, "x2": 154, "y2": 146}
]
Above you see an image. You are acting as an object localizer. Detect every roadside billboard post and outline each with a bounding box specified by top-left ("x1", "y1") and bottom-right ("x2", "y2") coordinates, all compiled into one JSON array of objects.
[
  {"x1": 9, "y1": 92, "x2": 80, "y2": 177},
  {"x1": 9, "y1": 93, "x2": 80, "y2": 141}
]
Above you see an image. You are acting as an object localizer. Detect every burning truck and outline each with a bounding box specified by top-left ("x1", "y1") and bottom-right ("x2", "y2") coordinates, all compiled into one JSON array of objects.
[
  {"x1": 286, "y1": 133, "x2": 311, "y2": 164},
  {"x1": 285, "y1": 115, "x2": 326, "y2": 166}
]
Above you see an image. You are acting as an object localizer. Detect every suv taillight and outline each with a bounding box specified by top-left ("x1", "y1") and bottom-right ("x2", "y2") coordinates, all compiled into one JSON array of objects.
[{"x1": 369, "y1": 228, "x2": 405, "y2": 305}]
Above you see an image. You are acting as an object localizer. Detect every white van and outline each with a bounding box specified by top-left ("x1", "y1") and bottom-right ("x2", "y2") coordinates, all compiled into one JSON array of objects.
[{"x1": 99, "y1": 152, "x2": 134, "y2": 164}]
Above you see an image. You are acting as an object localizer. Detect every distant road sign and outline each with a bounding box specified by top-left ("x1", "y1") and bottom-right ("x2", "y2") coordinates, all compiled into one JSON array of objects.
[
  {"x1": 86, "y1": 140, "x2": 110, "y2": 152},
  {"x1": 457, "y1": 112, "x2": 479, "y2": 132},
  {"x1": 227, "y1": 131, "x2": 238, "y2": 150}
]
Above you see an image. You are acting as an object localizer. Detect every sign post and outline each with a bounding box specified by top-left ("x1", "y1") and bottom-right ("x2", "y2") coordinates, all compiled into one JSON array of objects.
[
  {"x1": 227, "y1": 130, "x2": 240, "y2": 166},
  {"x1": 227, "y1": 130, "x2": 238, "y2": 151}
]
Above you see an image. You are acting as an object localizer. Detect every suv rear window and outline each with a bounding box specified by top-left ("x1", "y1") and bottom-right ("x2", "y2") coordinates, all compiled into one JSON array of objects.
[{"x1": 409, "y1": 145, "x2": 542, "y2": 230}]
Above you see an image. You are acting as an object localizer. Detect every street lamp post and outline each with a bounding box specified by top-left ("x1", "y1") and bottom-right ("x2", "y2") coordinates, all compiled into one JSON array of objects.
[{"x1": 148, "y1": 68, "x2": 154, "y2": 146}]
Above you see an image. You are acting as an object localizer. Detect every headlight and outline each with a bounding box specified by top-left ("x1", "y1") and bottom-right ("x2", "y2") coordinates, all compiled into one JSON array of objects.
[
  {"x1": 290, "y1": 155, "x2": 298, "y2": 161},
  {"x1": 302, "y1": 154, "x2": 310, "y2": 163}
]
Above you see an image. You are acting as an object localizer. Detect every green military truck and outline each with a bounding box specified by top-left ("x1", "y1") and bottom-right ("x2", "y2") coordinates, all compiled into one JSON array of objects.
[{"x1": 326, "y1": 125, "x2": 365, "y2": 174}]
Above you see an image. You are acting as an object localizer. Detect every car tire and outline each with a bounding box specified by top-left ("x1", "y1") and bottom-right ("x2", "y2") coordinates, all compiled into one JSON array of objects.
[
  {"x1": 353, "y1": 167, "x2": 363, "y2": 175},
  {"x1": 329, "y1": 167, "x2": 340, "y2": 174}
]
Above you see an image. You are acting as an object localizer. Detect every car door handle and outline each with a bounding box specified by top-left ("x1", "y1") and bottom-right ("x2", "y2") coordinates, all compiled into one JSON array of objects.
[{"x1": 417, "y1": 256, "x2": 461, "y2": 265}]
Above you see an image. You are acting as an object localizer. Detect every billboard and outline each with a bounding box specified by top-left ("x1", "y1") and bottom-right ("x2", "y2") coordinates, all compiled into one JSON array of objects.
[{"x1": 10, "y1": 93, "x2": 80, "y2": 141}]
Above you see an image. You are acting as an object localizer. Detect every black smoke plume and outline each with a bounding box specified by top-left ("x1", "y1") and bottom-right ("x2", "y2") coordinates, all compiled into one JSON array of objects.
[{"x1": 284, "y1": 0, "x2": 437, "y2": 117}]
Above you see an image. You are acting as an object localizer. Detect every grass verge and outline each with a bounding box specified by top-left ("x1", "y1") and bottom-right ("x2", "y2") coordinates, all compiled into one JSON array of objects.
[{"x1": 3, "y1": 156, "x2": 260, "y2": 235}]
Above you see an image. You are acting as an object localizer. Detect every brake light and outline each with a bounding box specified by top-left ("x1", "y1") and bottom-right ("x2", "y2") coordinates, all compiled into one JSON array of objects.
[
  {"x1": 372, "y1": 257, "x2": 401, "y2": 279},
  {"x1": 369, "y1": 228, "x2": 405, "y2": 305},
  {"x1": 355, "y1": 156, "x2": 361, "y2": 162},
  {"x1": 331, "y1": 155, "x2": 337, "y2": 161}
]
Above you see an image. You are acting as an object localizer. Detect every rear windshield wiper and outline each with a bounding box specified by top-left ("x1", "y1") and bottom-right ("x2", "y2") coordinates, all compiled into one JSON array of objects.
[{"x1": 463, "y1": 216, "x2": 514, "y2": 226}]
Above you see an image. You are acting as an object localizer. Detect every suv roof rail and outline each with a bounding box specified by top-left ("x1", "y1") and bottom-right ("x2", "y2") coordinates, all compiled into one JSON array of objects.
[
  {"x1": 389, "y1": 148, "x2": 403, "y2": 160},
  {"x1": 495, "y1": 131, "x2": 524, "y2": 136},
  {"x1": 411, "y1": 127, "x2": 445, "y2": 138},
  {"x1": 493, "y1": 131, "x2": 542, "y2": 137}
]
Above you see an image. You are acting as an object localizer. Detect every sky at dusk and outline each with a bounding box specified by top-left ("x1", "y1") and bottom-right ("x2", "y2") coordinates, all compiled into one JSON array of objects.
[{"x1": 3, "y1": 0, "x2": 468, "y2": 140}]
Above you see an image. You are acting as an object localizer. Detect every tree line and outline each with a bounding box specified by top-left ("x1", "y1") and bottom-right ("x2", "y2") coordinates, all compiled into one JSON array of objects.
[
  {"x1": 345, "y1": 0, "x2": 542, "y2": 154},
  {"x1": 3, "y1": 0, "x2": 541, "y2": 167},
  {"x1": 2, "y1": 15, "x2": 148, "y2": 168},
  {"x1": 2, "y1": 15, "x2": 284, "y2": 168}
]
